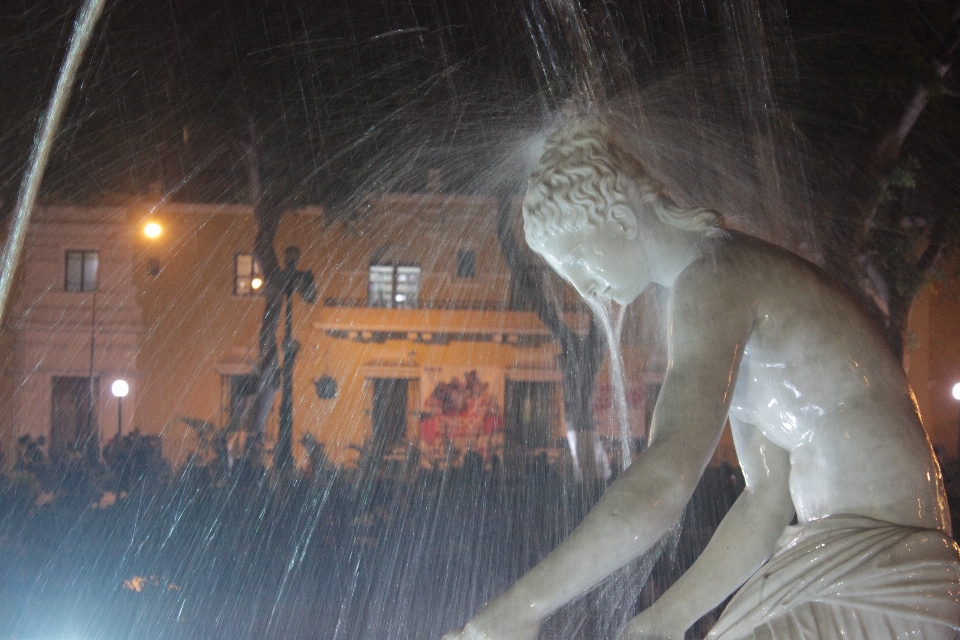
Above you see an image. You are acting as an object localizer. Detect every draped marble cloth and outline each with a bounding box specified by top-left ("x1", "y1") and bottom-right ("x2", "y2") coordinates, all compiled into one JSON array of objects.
[{"x1": 708, "y1": 515, "x2": 960, "y2": 640}]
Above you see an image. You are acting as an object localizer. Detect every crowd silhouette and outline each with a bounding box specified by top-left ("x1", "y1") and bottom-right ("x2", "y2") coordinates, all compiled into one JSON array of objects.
[{"x1": 0, "y1": 434, "x2": 957, "y2": 639}]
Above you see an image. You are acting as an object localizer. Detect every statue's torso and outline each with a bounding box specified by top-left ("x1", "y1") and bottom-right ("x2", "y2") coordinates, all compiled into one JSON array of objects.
[{"x1": 710, "y1": 236, "x2": 949, "y2": 532}]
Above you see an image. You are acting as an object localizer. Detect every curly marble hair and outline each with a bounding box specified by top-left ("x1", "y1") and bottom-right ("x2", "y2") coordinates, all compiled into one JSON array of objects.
[{"x1": 522, "y1": 118, "x2": 723, "y2": 247}]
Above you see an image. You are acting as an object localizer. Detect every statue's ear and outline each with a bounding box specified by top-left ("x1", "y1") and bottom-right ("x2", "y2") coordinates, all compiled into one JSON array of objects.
[{"x1": 609, "y1": 204, "x2": 639, "y2": 240}]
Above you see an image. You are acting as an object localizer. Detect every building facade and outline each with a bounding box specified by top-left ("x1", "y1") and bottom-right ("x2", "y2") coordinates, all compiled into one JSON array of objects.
[
  {"x1": 4, "y1": 192, "x2": 957, "y2": 474},
  {"x1": 5, "y1": 206, "x2": 143, "y2": 462},
  {"x1": 0, "y1": 193, "x2": 665, "y2": 472}
]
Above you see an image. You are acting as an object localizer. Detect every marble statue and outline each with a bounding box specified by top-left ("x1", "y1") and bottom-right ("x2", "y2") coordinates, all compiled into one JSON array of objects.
[{"x1": 444, "y1": 118, "x2": 960, "y2": 639}]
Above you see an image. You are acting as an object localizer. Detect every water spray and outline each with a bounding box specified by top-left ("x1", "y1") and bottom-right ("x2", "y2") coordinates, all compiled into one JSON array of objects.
[
  {"x1": 0, "y1": 0, "x2": 107, "y2": 325},
  {"x1": 587, "y1": 296, "x2": 632, "y2": 468}
]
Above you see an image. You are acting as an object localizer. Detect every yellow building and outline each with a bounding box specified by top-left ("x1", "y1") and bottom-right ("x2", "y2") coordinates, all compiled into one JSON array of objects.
[
  {"x1": 0, "y1": 192, "x2": 665, "y2": 472},
  {"x1": 4, "y1": 191, "x2": 958, "y2": 474}
]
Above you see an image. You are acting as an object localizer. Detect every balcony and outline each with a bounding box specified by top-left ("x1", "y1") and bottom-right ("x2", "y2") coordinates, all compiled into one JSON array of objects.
[{"x1": 313, "y1": 302, "x2": 588, "y2": 345}]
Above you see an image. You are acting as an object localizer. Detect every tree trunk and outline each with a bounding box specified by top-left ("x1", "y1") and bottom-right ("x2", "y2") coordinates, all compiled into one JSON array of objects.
[
  {"x1": 885, "y1": 289, "x2": 912, "y2": 363},
  {"x1": 495, "y1": 196, "x2": 608, "y2": 480},
  {"x1": 246, "y1": 196, "x2": 285, "y2": 442},
  {"x1": 887, "y1": 221, "x2": 945, "y2": 362},
  {"x1": 237, "y1": 122, "x2": 287, "y2": 454},
  {"x1": 827, "y1": 4, "x2": 960, "y2": 353}
]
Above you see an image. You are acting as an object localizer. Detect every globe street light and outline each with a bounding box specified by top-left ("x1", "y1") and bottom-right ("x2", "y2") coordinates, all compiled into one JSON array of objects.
[{"x1": 112, "y1": 378, "x2": 129, "y2": 439}]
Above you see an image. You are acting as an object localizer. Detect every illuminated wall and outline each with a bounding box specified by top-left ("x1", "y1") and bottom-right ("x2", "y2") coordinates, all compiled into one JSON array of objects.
[
  {"x1": 5, "y1": 194, "x2": 661, "y2": 470},
  {"x1": 907, "y1": 279, "x2": 960, "y2": 458}
]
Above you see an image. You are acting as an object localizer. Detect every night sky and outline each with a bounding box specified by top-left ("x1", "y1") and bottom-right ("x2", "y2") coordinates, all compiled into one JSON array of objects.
[{"x1": 0, "y1": 0, "x2": 955, "y2": 213}]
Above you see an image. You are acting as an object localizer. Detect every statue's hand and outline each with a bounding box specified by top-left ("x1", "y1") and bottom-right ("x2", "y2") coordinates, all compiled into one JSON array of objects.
[
  {"x1": 616, "y1": 610, "x2": 686, "y2": 640},
  {"x1": 441, "y1": 593, "x2": 542, "y2": 640}
]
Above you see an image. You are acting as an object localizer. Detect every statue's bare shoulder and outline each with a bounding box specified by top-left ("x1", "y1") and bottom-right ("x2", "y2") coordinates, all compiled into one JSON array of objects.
[{"x1": 674, "y1": 232, "x2": 950, "y2": 532}]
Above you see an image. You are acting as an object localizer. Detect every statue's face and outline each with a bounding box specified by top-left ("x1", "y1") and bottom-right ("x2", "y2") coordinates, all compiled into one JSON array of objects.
[{"x1": 530, "y1": 218, "x2": 647, "y2": 305}]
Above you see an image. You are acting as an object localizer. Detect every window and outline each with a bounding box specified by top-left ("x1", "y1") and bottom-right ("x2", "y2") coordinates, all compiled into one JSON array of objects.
[
  {"x1": 395, "y1": 266, "x2": 420, "y2": 308},
  {"x1": 456, "y1": 250, "x2": 476, "y2": 279},
  {"x1": 235, "y1": 254, "x2": 264, "y2": 296},
  {"x1": 65, "y1": 250, "x2": 98, "y2": 292},
  {"x1": 368, "y1": 265, "x2": 394, "y2": 307},
  {"x1": 367, "y1": 264, "x2": 420, "y2": 309}
]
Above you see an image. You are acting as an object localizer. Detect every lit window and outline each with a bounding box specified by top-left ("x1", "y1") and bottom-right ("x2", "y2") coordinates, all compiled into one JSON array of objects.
[
  {"x1": 456, "y1": 250, "x2": 476, "y2": 279},
  {"x1": 368, "y1": 264, "x2": 420, "y2": 309},
  {"x1": 65, "y1": 250, "x2": 98, "y2": 292},
  {"x1": 368, "y1": 265, "x2": 394, "y2": 308},
  {"x1": 235, "y1": 253, "x2": 264, "y2": 296}
]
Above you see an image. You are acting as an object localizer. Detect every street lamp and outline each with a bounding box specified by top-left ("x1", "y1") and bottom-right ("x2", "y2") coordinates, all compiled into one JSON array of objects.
[
  {"x1": 112, "y1": 378, "x2": 129, "y2": 439},
  {"x1": 143, "y1": 220, "x2": 162, "y2": 238}
]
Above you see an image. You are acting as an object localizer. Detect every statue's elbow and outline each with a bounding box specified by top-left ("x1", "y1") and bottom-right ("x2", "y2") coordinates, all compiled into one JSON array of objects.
[{"x1": 608, "y1": 466, "x2": 694, "y2": 529}]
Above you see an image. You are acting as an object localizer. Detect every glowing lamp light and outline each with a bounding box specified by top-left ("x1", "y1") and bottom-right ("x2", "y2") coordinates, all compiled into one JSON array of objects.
[
  {"x1": 112, "y1": 379, "x2": 129, "y2": 438},
  {"x1": 952, "y1": 382, "x2": 960, "y2": 401},
  {"x1": 143, "y1": 221, "x2": 162, "y2": 238},
  {"x1": 251, "y1": 277, "x2": 263, "y2": 290},
  {"x1": 111, "y1": 379, "x2": 129, "y2": 398}
]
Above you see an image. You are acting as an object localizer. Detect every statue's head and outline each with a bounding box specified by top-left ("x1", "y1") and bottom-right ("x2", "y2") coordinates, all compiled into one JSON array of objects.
[{"x1": 522, "y1": 117, "x2": 723, "y2": 303}]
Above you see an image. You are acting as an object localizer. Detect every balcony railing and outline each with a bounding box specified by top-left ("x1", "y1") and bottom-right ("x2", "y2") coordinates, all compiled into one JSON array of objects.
[
  {"x1": 314, "y1": 304, "x2": 589, "y2": 345},
  {"x1": 323, "y1": 297, "x2": 587, "y2": 313}
]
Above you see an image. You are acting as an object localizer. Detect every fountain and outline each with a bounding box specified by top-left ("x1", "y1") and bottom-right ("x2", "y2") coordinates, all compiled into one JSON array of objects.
[{"x1": 443, "y1": 118, "x2": 960, "y2": 638}]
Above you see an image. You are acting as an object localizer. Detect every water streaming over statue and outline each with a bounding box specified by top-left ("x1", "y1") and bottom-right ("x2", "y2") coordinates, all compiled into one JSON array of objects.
[{"x1": 587, "y1": 297, "x2": 632, "y2": 469}]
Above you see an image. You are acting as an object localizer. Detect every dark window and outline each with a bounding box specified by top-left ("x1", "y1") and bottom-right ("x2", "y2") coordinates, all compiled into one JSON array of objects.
[
  {"x1": 367, "y1": 265, "x2": 420, "y2": 309},
  {"x1": 456, "y1": 250, "x2": 476, "y2": 278},
  {"x1": 65, "y1": 250, "x2": 98, "y2": 292},
  {"x1": 235, "y1": 254, "x2": 263, "y2": 296}
]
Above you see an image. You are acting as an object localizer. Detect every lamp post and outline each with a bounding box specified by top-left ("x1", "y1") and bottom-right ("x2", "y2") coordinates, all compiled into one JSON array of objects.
[
  {"x1": 87, "y1": 263, "x2": 98, "y2": 465},
  {"x1": 112, "y1": 378, "x2": 128, "y2": 439},
  {"x1": 274, "y1": 246, "x2": 316, "y2": 469}
]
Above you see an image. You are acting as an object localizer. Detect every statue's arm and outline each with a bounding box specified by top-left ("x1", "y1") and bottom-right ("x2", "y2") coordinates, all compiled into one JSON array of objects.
[
  {"x1": 445, "y1": 267, "x2": 755, "y2": 640},
  {"x1": 617, "y1": 418, "x2": 794, "y2": 639}
]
